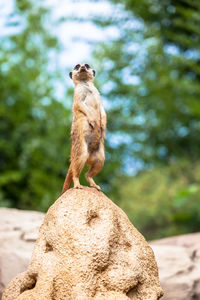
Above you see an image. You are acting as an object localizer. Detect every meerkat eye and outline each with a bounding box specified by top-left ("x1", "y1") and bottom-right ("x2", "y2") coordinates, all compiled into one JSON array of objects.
[
  {"x1": 74, "y1": 64, "x2": 80, "y2": 70},
  {"x1": 85, "y1": 64, "x2": 90, "y2": 69}
]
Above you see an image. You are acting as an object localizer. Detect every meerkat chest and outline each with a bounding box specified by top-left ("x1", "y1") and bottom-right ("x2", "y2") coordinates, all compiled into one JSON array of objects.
[{"x1": 82, "y1": 85, "x2": 100, "y2": 109}]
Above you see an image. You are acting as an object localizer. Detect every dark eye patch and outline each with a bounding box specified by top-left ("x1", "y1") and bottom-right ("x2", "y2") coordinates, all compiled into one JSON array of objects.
[
  {"x1": 74, "y1": 64, "x2": 80, "y2": 70},
  {"x1": 85, "y1": 64, "x2": 90, "y2": 69}
]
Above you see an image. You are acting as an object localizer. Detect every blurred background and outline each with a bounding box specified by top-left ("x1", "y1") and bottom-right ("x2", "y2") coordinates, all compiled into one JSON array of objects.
[{"x1": 0, "y1": 0, "x2": 200, "y2": 240}]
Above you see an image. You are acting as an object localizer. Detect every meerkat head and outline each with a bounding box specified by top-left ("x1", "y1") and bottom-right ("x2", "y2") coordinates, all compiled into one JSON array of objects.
[{"x1": 69, "y1": 63, "x2": 96, "y2": 84}]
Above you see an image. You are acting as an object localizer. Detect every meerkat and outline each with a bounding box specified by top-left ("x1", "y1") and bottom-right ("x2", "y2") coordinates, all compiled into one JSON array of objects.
[{"x1": 62, "y1": 63, "x2": 106, "y2": 194}]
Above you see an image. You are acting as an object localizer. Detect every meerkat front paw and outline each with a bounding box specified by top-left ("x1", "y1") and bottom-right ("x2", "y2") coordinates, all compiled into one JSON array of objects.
[
  {"x1": 74, "y1": 184, "x2": 84, "y2": 189},
  {"x1": 91, "y1": 184, "x2": 101, "y2": 191}
]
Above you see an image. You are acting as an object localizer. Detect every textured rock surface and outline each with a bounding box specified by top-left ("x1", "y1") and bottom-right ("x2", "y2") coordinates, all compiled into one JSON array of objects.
[
  {"x1": 151, "y1": 233, "x2": 200, "y2": 300},
  {"x1": 2, "y1": 187, "x2": 163, "y2": 300},
  {"x1": 1, "y1": 206, "x2": 200, "y2": 300},
  {"x1": 0, "y1": 208, "x2": 44, "y2": 299}
]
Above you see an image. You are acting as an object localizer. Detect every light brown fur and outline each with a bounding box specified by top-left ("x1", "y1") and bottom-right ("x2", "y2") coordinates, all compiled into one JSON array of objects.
[{"x1": 62, "y1": 63, "x2": 106, "y2": 193}]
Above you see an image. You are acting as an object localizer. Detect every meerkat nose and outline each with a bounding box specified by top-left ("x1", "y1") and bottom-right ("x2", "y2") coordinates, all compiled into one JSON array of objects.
[{"x1": 80, "y1": 66, "x2": 86, "y2": 72}]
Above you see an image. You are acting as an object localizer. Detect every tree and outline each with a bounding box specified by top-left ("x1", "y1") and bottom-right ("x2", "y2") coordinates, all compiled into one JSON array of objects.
[
  {"x1": 92, "y1": 0, "x2": 200, "y2": 165},
  {"x1": 116, "y1": 160, "x2": 200, "y2": 239},
  {"x1": 0, "y1": 0, "x2": 71, "y2": 210},
  {"x1": 88, "y1": 0, "x2": 200, "y2": 238}
]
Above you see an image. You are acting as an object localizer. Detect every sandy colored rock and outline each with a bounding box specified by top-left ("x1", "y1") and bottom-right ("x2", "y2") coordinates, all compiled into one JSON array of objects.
[
  {"x1": 1, "y1": 207, "x2": 200, "y2": 299},
  {"x1": 0, "y1": 208, "x2": 44, "y2": 298},
  {"x1": 151, "y1": 233, "x2": 200, "y2": 300},
  {"x1": 2, "y1": 187, "x2": 163, "y2": 300}
]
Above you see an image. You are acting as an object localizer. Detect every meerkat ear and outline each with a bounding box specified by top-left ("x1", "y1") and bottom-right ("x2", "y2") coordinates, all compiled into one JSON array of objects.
[
  {"x1": 69, "y1": 72, "x2": 72, "y2": 79},
  {"x1": 93, "y1": 70, "x2": 96, "y2": 77}
]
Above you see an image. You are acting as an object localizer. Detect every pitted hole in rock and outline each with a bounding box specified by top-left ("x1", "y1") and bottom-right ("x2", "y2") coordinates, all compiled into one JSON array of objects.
[
  {"x1": 191, "y1": 280, "x2": 200, "y2": 300},
  {"x1": 45, "y1": 241, "x2": 53, "y2": 252},
  {"x1": 20, "y1": 274, "x2": 37, "y2": 294},
  {"x1": 126, "y1": 285, "x2": 137, "y2": 298},
  {"x1": 124, "y1": 241, "x2": 132, "y2": 250},
  {"x1": 87, "y1": 210, "x2": 99, "y2": 226},
  {"x1": 191, "y1": 249, "x2": 197, "y2": 262},
  {"x1": 126, "y1": 282, "x2": 142, "y2": 299}
]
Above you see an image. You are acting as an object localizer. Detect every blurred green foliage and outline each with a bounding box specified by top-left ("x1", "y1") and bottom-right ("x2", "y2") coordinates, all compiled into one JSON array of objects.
[
  {"x1": 0, "y1": 0, "x2": 71, "y2": 210},
  {"x1": 0, "y1": 0, "x2": 118, "y2": 212},
  {"x1": 91, "y1": 0, "x2": 200, "y2": 238},
  {"x1": 115, "y1": 160, "x2": 200, "y2": 240},
  {"x1": 93, "y1": 0, "x2": 200, "y2": 164},
  {"x1": 0, "y1": 0, "x2": 200, "y2": 239}
]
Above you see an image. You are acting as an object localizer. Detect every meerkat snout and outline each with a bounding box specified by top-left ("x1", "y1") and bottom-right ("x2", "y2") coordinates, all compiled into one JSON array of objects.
[{"x1": 80, "y1": 66, "x2": 86, "y2": 72}]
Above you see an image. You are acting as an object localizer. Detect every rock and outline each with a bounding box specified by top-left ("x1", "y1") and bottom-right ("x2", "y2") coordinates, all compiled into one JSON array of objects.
[
  {"x1": 2, "y1": 187, "x2": 163, "y2": 300},
  {"x1": 151, "y1": 233, "x2": 200, "y2": 300},
  {"x1": 1, "y1": 201, "x2": 200, "y2": 300},
  {"x1": 0, "y1": 208, "x2": 44, "y2": 299}
]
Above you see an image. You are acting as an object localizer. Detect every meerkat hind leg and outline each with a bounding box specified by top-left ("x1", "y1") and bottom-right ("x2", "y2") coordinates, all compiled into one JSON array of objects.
[
  {"x1": 85, "y1": 165, "x2": 101, "y2": 190},
  {"x1": 71, "y1": 143, "x2": 88, "y2": 189},
  {"x1": 85, "y1": 151, "x2": 104, "y2": 191},
  {"x1": 73, "y1": 177, "x2": 84, "y2": 189}
]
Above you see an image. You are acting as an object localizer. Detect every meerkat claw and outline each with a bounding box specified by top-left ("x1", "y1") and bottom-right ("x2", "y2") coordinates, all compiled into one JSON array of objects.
[
  {"x1": 91, "y1": 184, "x2": 101, "y2": 191},
  {"x1": 74, "y1": 184, "x2": 84, "y2": 189}
]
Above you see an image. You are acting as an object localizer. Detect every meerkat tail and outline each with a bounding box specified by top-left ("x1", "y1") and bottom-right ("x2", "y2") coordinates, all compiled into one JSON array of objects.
[{"x1": 62, "y1": 165, "x2": 73, "y2": 194}]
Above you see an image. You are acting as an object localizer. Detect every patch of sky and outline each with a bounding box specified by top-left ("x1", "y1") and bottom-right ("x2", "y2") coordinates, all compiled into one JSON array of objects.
[
  {"x1": 177, "y1": 126, "x2": 189, "y2": 137},
  {"x1": 25, "y1": 58, "x2": 35, "y2": 68},
  {"x1": 157, "y1": 146, "x2": 167, "y2": 158},
  {"x1": 41, "y1": 97, "x2": 51, "y2": 106},
  {"x1": 46, "y1": 0, "x2": 114, "y2": 20},
  {"x1": 46, "y1": 0, "x2": 120, "y2": 51},
  {"x1": 107, "y1": 132, "x2": 132, "y2": 148},
  {"x1": 101, "y1": 81, "x2": 117, "y2": 94},
  {"x1": 127, "y1": 43, "x2": 148, "y2": 74},
  {"x1": 184, "y1": 49, "x2": 200, "y2": 60},
  {"x1": 101, "y1": 96, "x2": 112, "y2": 110},
  {"x1": 164, "y1": 44, "x2": 179, "y2": 56},
  {"x1": 123, "y1": 156, "x2": 144, "y2": 175},
  {"x1": 128, "y1": 18, "x2": 144, "y2": 30},
  {"x1": 9, "y1": 52, "x2": 23, "y2": 64},
  {"x1": 0, "y1": 1, "x2": 24, "y2": 36},
  {"x1": 52, "y1": 80, "x2": 67, "y2": 103},
  {"x1": 133, "y1": 115, "x2": 145, "y2": 125},
  {"x1": 1, "y1": 62, "x2": 10, "y2": 73},
  {"x1": 32, "y1": 107, "x2": 46, "y2": 119},
  {"x1": 132, "y1": 142, "x2": 142, "y2": 152},
  {"x1": 165, "y1": 44, "x2": 200, "y2": 60},
  {"x1": 145, "y1": 37, "x2": 159, "y2": 48},
  {"x1": 103, "y1": 60, "x2": 115, "y2": 71},
  {"x1": 136, "y1": 132, "x2": 147, "y2": 142},
  {"x1": 1, "y1": 0, "x2": 135, "y2": 102},
  {"x1": 127, "y1": 43, "x2": 141, "y2": 54},
  {"x1": 121, "y1": 67, "x2": 141, "y2": 86}
]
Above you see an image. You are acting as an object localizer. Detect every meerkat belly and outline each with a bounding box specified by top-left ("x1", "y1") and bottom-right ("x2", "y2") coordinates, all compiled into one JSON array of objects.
[
  {"x1": 72, "y1": 113, "x2": 101, "y2": 150},
  {"x1": 72, "y1": 88, "x2": 102, "y2": 152},
  {"x1": 85, "y1": 124, "x2": 102, "y2": 152},
  {"x1": 84, "y1": 93, "x2": 102, "y2": 152}
]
